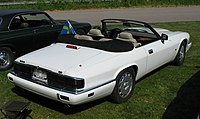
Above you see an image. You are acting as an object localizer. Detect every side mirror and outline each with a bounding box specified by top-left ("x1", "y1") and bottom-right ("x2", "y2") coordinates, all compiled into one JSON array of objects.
[{"x1": 161, "y1": 34, "x2": 168, "y2": 43}]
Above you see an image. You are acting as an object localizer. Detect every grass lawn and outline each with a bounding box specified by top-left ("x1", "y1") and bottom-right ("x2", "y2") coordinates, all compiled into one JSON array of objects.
[
  {"x1": 0, "y1": 21, "x2": 200, "y2": 119},
  {"x1": 0, "y1": 1, "x2": 200, "y2": 11}
]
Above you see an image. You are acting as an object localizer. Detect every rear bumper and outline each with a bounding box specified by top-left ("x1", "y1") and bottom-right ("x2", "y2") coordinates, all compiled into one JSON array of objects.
[{"x1": 7, "y1": 73, "x2": 115, "y2": 105}]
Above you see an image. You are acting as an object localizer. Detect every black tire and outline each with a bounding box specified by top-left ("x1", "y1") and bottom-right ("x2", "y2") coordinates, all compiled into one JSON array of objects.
[
  {"x1": 172, "y1": 41, "x2": 186, "y2": 66},
  {"x1": 0, "y1": 47, "x2": 14, "y2": 71},
  {"x1": 76, "y1": 29, "x2": 86, "y2": 35},
  {"x1": 110, "y1": 68, "x2": 135, "y2": 103}
]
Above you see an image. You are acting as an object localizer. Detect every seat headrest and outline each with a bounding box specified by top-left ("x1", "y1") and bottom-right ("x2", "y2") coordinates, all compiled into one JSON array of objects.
[
  {"x1": 119, "y1": 32, "x2": 133, "y2": 39},
  {"x1": 118, "y1": 32, "x2": 137, "y2": 43},
  {"x1": 88, "y1": 29, "x2": 104, "y2": 37},
  {"x1": 74, "y1": 34, "x2": 93, "y2": 41},
  {"x1": 99, "y1": 38, "x2": 112, "y2": 41}
]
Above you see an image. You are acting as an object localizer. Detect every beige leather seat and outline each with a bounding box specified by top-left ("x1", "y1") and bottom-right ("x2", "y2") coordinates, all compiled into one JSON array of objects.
[
  {"x1": 99, "y1": 38, "x2": 112, "y2": 41},
  {"x1": 88, "y1": 29, "x2": 104, "y2": 37},
  {"x1": 117, "y1": 32, "x2": 141, "y2": 48},
  {"x1": 74, "y1": 34, "x2": 93, "y2": 41},
  {"x1": 20, "y1": 22, "x2": 29, "y2": 28}
]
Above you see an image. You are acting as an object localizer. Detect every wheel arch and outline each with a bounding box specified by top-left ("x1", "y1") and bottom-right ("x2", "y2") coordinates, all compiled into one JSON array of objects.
[
  {"x1": 172, "y1": 38, "x2": 188, "y2": 66},
  {"x1": 0, "y1": 44, "x2": 16, "y2": 54},
  {"x1": 174, "y1": 31, "x2": 189, "y2": 50},
  {"x1": 182, "y1": 39, "x2": 188, "y2": 48},
  {"x1": 113, "y1": 64, "x2": 138, "y2": 80},
  {"x1": 176, "y1": 38, "x2": 188, "y2": 53}
]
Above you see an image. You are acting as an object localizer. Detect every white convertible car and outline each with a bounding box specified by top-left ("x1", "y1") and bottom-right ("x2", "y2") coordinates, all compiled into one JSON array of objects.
[{"x1": 8, "y1": 19, "x2": 192, "y2": 105}]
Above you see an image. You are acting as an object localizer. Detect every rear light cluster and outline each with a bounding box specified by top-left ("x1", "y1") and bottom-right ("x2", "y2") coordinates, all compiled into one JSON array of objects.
[
  {"x1": 66, "y1": 45, "x2": 79, "y2": 49},
  {"x1": 13, "y1": 62, "x2": 84, "y2": 93}
]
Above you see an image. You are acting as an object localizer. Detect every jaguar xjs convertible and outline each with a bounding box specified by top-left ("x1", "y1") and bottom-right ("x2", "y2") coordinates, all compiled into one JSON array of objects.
[
  {"x1": 0, "y1": 9, "x2": 91, "y2": 70},
  {"x1": 7, "y1": 19, "x2": 192, "y2": 105}
]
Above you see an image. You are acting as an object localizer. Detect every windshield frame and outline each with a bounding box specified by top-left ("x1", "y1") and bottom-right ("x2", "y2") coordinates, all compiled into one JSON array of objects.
[{"x1": 101, "y1": 19, "x2": 160, "y2": 39}]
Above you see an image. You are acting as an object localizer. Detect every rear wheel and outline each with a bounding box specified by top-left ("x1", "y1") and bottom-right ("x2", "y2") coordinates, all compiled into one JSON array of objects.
[
  {"x1": 172, "y1": 41, "x2": 186, "y2": 66},
  {"x1": 110, "y1": 68, "x2": 135, "y2": 103},
  {"x1": 0, "y1": 47, "x2": 14, "y2": 71}
]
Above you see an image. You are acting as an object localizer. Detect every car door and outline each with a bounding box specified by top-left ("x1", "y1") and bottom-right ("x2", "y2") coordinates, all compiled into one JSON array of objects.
[
  {"x1": 33, "y1": 23, "x2": 60, "y2": 49},
  {"x1": 32, "y1": 13, "x2": 60, "y2": 50},
  {"x1": 20, "y1": 13, "x2": 61, "y2": 50},
  {"x1": 143, "y1": 39, "x2": 175, "y2": 73}
]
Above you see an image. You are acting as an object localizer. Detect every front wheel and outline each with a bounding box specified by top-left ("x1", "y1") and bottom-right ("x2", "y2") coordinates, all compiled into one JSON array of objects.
[
  {"x1": 0, "y1": 47, "x2": 14, "y2": 71},
  {"x1": 110, "y1": 68, "x2": 135, "y2": 103},
  {"x1": 172, "y1": 41, "x2": 186, "y2": 66}
]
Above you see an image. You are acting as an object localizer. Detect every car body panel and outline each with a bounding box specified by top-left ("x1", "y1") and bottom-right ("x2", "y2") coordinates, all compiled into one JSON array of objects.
[
  {"x1": 8, "y1": 19, "x2": 191, "y2": 105},
  {"x1": 17, "y1": 43, "x2": 103, "y2": 74},
  {"x1": 144, "y1": 38, "x2": 175, "y2": 73}
]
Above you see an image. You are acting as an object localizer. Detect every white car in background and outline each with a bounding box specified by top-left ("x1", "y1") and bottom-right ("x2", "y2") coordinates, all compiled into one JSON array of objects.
[{"x1": 7, "y1": 19, "x2": 192, "y2": 105}]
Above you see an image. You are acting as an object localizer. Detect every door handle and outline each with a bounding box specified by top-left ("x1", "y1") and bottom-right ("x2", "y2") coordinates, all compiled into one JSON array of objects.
[{"x1": 148, "y1": 49, "x2": 153, "y2": 54}]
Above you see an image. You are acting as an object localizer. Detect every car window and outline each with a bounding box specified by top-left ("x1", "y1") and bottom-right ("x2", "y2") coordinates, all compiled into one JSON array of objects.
[
  {"x1": 9, "y1": 13, "x2": 53, "y2": 30},
  {"x1": 21, "y1": 13, "x2": 53, "y2": 27},
  {"x1": 9, "y1": 16, "x2": 24, "y2": 30}
]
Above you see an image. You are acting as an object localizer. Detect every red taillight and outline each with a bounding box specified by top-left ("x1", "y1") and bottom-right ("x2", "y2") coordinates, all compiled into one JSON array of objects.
[{"x1": 66, "y1": 45, "x2": 78, "y2": 49}]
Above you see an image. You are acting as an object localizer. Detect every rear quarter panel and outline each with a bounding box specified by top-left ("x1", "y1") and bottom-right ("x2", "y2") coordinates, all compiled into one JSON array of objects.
[{"x1": 67, "y1": 47, "x2": 148, "y2": 90}]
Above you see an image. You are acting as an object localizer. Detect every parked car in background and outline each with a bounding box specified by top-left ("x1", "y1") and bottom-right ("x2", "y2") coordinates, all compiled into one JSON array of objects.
[
  {"x1": 0, "y1": 9, "x2": 91, "y2": 70},
  {"x1": 8, "y1": 19, "x2": 191, "y2": 105}
]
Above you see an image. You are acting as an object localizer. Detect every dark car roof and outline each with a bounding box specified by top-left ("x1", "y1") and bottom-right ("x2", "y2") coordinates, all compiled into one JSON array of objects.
[{"x1": 0, "y1": 9, "x2": 41, "y2": 17}]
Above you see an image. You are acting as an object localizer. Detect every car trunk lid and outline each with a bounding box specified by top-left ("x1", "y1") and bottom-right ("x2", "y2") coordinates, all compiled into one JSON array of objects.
[{"x1": 16, "y1": 43, "x2": 102, "y2": 73}]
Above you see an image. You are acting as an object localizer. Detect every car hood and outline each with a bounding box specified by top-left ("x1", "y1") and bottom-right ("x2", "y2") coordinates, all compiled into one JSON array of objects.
[
  {"x1": 154, "y1": 28, "x2": 184, "y2": 36},
  {"x1": 16, "y1": 43, "x2": 116, "y2": 76}
]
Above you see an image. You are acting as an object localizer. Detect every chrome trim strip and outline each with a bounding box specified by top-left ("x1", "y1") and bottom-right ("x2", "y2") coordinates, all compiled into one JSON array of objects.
[{"x1": 74, "y1": 79, "x2": 116, "y2": 95}]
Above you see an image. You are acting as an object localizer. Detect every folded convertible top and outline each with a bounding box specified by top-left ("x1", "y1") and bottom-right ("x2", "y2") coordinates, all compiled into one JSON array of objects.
[{"x1": 57, "y1": 35, "x2": 134, "y2": 52}]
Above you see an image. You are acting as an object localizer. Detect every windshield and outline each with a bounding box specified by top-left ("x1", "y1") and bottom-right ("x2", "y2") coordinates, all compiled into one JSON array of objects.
[
  {"x1": 106, "y1": 21, "x2": 155, "y2": 35},
  {"x1": 102, "y1": 19, "x2": 159, "y2": 39}
]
